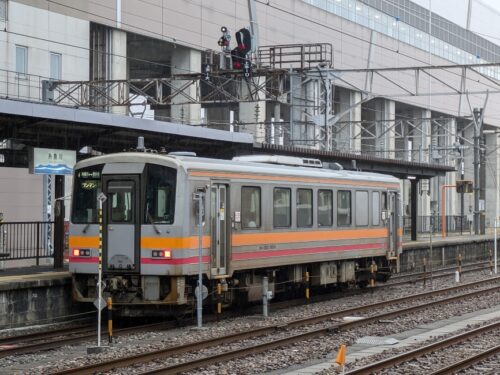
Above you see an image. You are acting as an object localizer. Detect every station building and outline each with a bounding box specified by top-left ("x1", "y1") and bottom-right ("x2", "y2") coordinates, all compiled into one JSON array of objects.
[{"x1": 0, "y1": 0, "x2": 499, "y2": 233}]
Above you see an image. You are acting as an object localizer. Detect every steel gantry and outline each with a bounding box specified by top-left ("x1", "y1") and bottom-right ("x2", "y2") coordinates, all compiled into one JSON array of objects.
[{"x1": 43, "y1": 46, "x2": 500, "y2": 154}]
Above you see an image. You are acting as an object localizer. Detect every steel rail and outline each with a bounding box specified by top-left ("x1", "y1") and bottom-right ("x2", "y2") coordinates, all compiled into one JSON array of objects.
[
  {"x1": 346, "y1": 321, "x2": 500, "y2": 374},
  {"x1": 51, "y1": 278, "x2": 500, "y2": 375},
  {"x1": 0, "y1": 325, "x2": 94, "y2": 346},
  {"x1": 0, "y1": 322, "x2": 170, "y2": 358},
  {"x1": 430, "y1": 343, "x2": 500, "y2": 375}
]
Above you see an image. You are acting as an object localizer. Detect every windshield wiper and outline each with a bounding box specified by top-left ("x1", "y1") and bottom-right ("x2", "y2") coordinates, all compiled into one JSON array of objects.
[{"x1": 147, "y1": 213, "x2": 162, "y2": 234}]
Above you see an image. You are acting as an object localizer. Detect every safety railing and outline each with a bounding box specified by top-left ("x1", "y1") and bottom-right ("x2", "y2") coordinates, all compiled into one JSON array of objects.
[
  {"x1": 403, "y1": 215, "x2": 471, "y2": 235},
  {"x1": 258, "y1": 43, "x2": 333, "y2": 69},
  {"x1": 0, "y1": 221, "x2": 54, "y2": 264}
]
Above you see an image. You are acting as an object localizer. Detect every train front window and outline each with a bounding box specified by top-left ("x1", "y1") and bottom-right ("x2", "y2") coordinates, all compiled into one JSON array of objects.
[
  {"x1": 144, "y1": 164, "x2": 176, "y2": 224},
  {"x1": 72, "y1": 165, "x2": 103, "y2": 224}
]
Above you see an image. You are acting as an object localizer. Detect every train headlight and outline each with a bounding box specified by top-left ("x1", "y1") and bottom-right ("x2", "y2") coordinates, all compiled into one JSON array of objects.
[
  {"x1": 72, "y1": 249, "x2": 91, "y2": 257},
  {"x1": 152, "y1": 250, "x2": 172, "y2": 259}
]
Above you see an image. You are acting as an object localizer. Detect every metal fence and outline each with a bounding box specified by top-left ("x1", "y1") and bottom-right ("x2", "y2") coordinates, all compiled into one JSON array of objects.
[
  {"x1": 403, "y1": 215, "x2": 472, "y2": 235},
  {"x1": 0, "y1": 221, "x2": 54, "y2": 264}
]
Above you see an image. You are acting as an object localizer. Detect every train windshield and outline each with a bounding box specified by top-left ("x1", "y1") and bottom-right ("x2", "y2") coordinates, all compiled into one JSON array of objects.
[
  {"x1": 72, "y1": 165, "x2": 104, "y2": 224},
  {"x1": 144, "y1": 164, "x2": 176, "y2": 224}
]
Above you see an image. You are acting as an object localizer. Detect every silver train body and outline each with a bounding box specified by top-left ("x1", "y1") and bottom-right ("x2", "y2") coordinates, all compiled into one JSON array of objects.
[{"x1": 69, "y1": 152, "x2": 402, "y2": 310}]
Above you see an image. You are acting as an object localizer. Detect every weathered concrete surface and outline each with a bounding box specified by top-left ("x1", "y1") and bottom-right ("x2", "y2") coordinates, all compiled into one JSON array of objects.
[
  {"x1": 0, "y1": 272, "x2": 76, "y2": 327},
  {"x1": 401, "y1": 235, "x2": 494, "y2": 272}
]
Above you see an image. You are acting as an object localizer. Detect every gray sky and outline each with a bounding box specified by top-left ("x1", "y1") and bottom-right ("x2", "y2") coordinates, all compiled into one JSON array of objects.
[{"x1": 412, "y1": 0, "x2": 500, "y2": 45}]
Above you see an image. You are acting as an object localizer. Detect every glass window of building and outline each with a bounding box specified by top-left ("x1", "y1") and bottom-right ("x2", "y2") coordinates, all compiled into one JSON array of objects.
[
  {"x1": 241, "y1": 186, "x2": 261, "y2": 228},
  {"x1": 16, "y1": 45, "x2": 27, "y2": 75},
  {"x1": 0, "y1": 0, "x2": 7, "y2": 21},
  {"x1": 50, "y1": 52, "x2": 62, "y2": 80}
]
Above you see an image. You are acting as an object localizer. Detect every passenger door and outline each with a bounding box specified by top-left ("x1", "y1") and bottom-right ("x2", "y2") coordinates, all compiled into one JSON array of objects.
[
  {"x1": 387, "y1": 191, "x2": 399, "y2": 258},
  {"x1": 210, "y1": 183, "x2": 229, "y2": 276},
  {"x1": 103, "y1": 175, "x2": 140, "y2": 273}
]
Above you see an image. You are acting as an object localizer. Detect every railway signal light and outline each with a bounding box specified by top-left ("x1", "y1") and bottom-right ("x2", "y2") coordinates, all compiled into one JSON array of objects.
[{"x1": 456, "y1": 180, "x2": 473, "y2": 194}]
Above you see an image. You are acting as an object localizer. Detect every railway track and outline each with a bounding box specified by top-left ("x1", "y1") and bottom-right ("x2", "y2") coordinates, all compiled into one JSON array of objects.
[
  {"x1": 0, "y1": 322, "x2": 172, "y2": 358},
  {"x1": 346, "y1": 321, "x2": 500, "y2": 374},
  {"x1": 0, "y1": 324, "x2": 94, "y2": 347},
  {"x1": 0, "y1": 261, "x2": 490, "y2": 352},
  {"x1": 50, "y1": 276, "x2": 500, "y2": 375}
]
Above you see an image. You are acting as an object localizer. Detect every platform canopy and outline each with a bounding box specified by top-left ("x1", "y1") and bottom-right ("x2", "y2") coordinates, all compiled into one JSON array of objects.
[{"x1": 0, "y1": 99, "x2": 453, "y2": 180}]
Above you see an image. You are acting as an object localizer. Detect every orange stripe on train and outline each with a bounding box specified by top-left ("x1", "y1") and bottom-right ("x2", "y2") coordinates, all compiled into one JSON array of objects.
[
  {"x1": 189, "y1": 170, "x2": 399, "y2": 189},
  {"x1": 69, "y1": 236, "x2": 100, "y2": 248},
  {"x1": 71, "y1": 228, "x2": 392, "y2": 250},
  {"x1": 141, "y1": 236, "x2": 211, "y2": 249},
  {"x1": 232, "y1": 228, "x2": 388, "y2": 246}
]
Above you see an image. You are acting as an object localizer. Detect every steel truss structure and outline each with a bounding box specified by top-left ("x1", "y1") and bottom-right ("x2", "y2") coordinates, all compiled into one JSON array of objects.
[{"x1": 44, "y1": 44, "x2": 498, "y2": 157}]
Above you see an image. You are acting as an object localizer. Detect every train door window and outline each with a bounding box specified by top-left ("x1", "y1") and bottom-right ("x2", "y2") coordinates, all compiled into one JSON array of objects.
[
  {"x1": 337, "y1": 190, "x2": 351, "y2": 226},
  {"x1": 144, "y1": 164, "x2": 177, "y2": 224},
  {"x1": 273, "y1": 187, "x2": 291, "y2": 228},
  {"x1": 241, "y1": 186, "x2": 261, "y2": 228},
  {"x1": 318, "y1": 189, "x2": 333, "y2": 226},
  {"x1": 382, "y1": 192, "x2": 388, "y2": 210},
  {"x1": 372, "y1": 192, "x2": 380, "y2": 226},
  {"x1": 355, "y1": 191, "x2": 369, "y2": 226},
  {"x1": 297, "y1": 189, "x2": 313, "y2": 227},
  {"x1": 110, "y1": 182, "x2": 133, "y2": 223}
]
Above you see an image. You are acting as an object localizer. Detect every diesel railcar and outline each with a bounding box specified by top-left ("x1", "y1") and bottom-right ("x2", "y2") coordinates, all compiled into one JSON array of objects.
[{"x1": 69, "y1": 150, "x2": 402, "y2": 312}]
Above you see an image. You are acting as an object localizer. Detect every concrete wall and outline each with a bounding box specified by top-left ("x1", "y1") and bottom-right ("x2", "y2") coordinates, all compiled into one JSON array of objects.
[
  {"x1": 0, "y1": 1, "x2": 88, "y2": 77},
  {"x1": 401, "y1": 236, "x2": 493, "y2": 272},
  {"x1": 0, "y1": 273, "x2": 76, "y2": 327}
]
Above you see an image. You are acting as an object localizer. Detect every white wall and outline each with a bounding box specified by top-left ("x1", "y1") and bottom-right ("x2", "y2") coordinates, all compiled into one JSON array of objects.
[
  {"x1": 0, "y1": 168, "x2": 43, "y2": 221},
  {"x1": 0, "y1": 1, "x2": 89, "y2": 100},
  {"x1": 0, "y1": 2, "x2": 87, "y2": 222}
]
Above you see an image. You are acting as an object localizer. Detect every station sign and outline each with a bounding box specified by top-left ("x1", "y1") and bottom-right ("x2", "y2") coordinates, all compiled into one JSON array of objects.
[{"x1": 29, "y1": 147, "x2": 76, "y2": 175}]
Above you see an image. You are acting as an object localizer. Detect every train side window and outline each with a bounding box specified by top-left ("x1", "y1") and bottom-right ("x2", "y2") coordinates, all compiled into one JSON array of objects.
[
  {"x1": 355, "y1": 191, "x2": 368, "y2": 226},
  {"x1": 372, "y1": 192, "x2": 380, "y2": 226},
  {"x1": 318, "y1": 189, "x2": 333, "y2": 226},
  {"x1": 241, "y1": 186, "x2": 261, "y2": 228},
  {"x1": 297, "y1": 189, "x2": 313, "y2": 227},
  {"x1": 337, "y1": 190, "x2": 351, "y2": 226},
  {"x1": 273, "y1": 187, "x2": 291, "y2": 228}
]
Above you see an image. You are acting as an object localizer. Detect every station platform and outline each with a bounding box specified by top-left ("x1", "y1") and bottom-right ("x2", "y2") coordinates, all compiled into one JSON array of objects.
[
  {"x1": 403, "y1": 233, "x2": 494, "y2": 250},
  {"x1": 0, "y1": 266, "x2": 72, "y2": 328}
]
